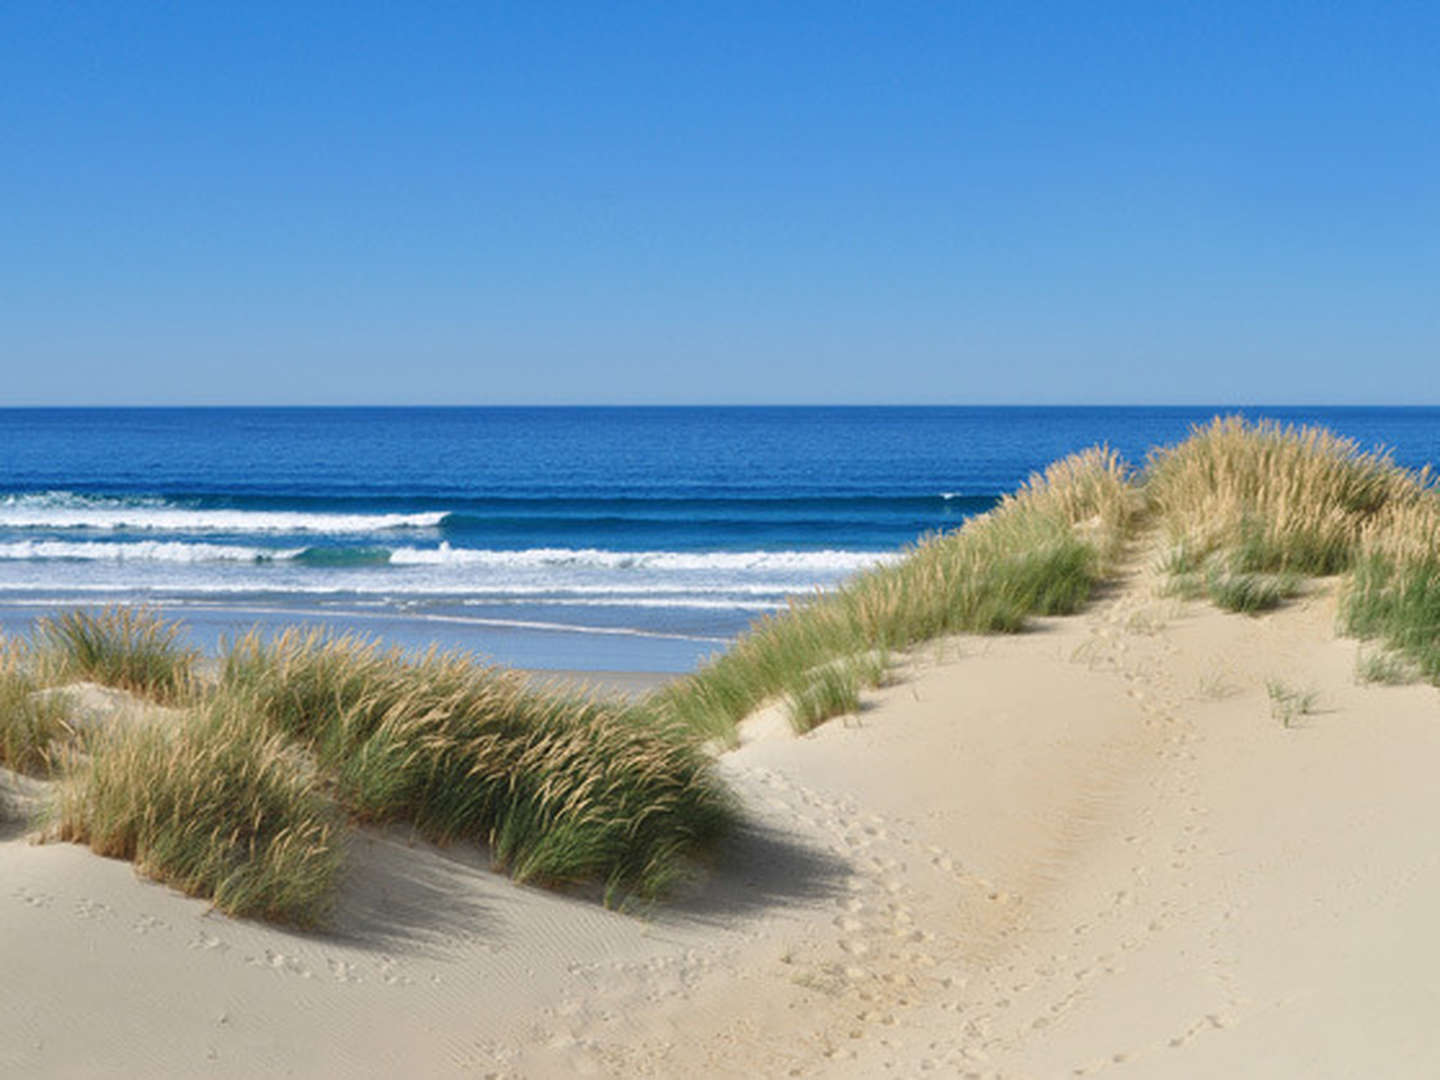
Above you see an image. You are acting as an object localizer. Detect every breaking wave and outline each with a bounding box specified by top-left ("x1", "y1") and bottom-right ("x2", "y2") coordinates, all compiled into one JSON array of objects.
[{"x1": 0, "y1": 492, "x2": 445, "y2": 533}]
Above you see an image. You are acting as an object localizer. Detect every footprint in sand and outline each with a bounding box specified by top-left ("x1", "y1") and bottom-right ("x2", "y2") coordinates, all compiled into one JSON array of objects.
[
  {"x1": 247, "y1": 949, "x2": 313, "y2": 978},
  {"x1": 188, "y1": 931, "x2": 230, "y2": 953},
  {"x1": 378, "y1": 956, "x2": 413, "y2": 986},
  {"x1": 1167, "y1": 1012, "x2": 1230, "y2": 1048},
  {"x1": 74, "y1": 897, "x2": 113, "y2": 920},
  {"x1": 327, "y1": 958, "x2": 362, "y2": 983}
]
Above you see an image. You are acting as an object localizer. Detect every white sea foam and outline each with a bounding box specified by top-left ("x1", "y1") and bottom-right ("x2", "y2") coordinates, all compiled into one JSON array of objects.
[
  {"x1": 0, "y1": 492, "x2": 444, "y2": 533},
  {"x1": 0, "y1": 539, "x2": 894, "y2": 575},
  {"x1": 0, "y1": 540, "x2": 301, "y2": 562},
  {"x1": 386, "y1": 543, "x2": 894, "y2": 573}
]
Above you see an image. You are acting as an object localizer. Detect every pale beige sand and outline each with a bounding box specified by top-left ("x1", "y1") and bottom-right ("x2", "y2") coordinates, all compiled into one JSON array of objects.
[{"x1": 4, "y1": 563, "x2": 1439, "y2": 1077}]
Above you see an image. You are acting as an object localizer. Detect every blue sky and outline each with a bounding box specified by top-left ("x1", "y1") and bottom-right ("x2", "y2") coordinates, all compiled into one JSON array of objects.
[{"x1": 3, "y1": 2, "x2": 1436, "y2": 405}]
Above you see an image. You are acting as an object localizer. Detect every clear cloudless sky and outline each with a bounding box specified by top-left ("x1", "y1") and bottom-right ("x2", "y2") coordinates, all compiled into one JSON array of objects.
[{"x1": 2, "y1": 2, "x2": 1437, "y2": 405}]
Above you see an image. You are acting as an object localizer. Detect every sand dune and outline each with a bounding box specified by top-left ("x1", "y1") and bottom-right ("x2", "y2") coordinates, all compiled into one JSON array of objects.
[{"x1": 4, "y1": 560, "x2": 1439, "y2": 1077}]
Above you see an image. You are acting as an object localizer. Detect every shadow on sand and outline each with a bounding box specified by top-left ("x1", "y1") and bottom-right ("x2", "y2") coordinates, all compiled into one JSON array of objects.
[
  {"x1": 656, "y1": 813, "x2": 853, "y2": 927},
  {"x1": 316, "y1": 810, "x2": 852, "y2": 956},
  {"x1": 322, "y1": 827, "x2": 503, "y2": 956}
]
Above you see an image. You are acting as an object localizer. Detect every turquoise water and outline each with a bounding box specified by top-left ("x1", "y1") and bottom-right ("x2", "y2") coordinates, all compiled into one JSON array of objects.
[{"x1": 2, "y1": 406, "x2": 1436, "y2": 670}]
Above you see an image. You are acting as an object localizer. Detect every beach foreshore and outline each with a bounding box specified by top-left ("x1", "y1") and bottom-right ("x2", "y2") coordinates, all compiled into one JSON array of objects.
[{"x1": 5, "y1": 562, "x2": 1438, "y2": 1078}]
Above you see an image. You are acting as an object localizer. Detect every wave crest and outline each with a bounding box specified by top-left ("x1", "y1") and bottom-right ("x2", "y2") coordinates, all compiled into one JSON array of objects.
[
  {"x1": 0, "y1": 491, "x2": 445, "y2": 533},
  {"x1": 0, "y1": 540, "x2": 298, "y2": 563},
  {"x1": 385, "y1": 544, "x2": 893, "y2": 572}
]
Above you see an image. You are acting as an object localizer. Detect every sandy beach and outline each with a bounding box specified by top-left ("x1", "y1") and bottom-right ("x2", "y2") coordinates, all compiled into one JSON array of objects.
[{"x1": 4, "y1": 549, "x2": 1437, "y2": 1079}]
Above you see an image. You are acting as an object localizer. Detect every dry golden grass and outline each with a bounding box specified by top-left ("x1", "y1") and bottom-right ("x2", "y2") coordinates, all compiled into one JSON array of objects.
[
  {"x1": 34, "y1": 606, "x2": 198, "y2": 704},
  {"x1": 1144, "y1": 416, "x2": 1440, "y2": 669},
  {"x1": 1353, "y1": 495, "x2": 1440, "y2": 567},
  {"x1": 0, "y1": 638, "x2": 76, "y2": 776},
  {"x1": 51, "y1": 694, "x2": 343, "y2": 926},
  {"x1": 23, "y1": 618, "x2": 730, "y2": 923},
  {"x1": 1341, "y1": 491, "x2": 1440, "y2": 681},
  {"x1": 654, "y1": 446, "x2": 1137, "y2": 744},
  {"x1": 218, "y1": 630, "x2": 732, "y2": 900},
  {"x1": 1146, "y1": 416, "x2": 1428, "y2": 578}
]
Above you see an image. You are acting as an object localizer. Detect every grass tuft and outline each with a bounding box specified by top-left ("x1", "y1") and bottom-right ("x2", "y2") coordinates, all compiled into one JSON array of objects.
[
  {"x1": 35, "y1": 606, "x2": 198, "y2": 704},
  {"x1": 216, "y1": 630, "x2": 733, "y2": 900},
  {"x1": 1338, "y1": 498, "x2": 1440, "y2": 683},
  {"x1": 0, "y1": 639, "x2": 75, "y2": 775},
  {"x1": 1354, "y1": 647, "x2": 1418, "y2": 686},
  {"x1": 1146, "y1": 416, "x2": 1429, "y2": 585},
  {"x1": 1204, "y1": 568, "x2": 1301, "y2": 614},
  {"x1": 51, "y1": 693, "x2": 343, "y2": 925},
  {"x1": 784, "y1": 657, "x2": 865, "y2": 732},
  {"x1": 1265, "y1": 679, "x2": 1318, "y2": 728},
  {"x1": 1194, "y1": 667, "x2": 1237, "y2": 701}
]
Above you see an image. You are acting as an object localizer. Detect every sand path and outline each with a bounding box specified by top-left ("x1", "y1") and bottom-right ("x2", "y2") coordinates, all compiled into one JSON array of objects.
[{"x1": 4, "y1": 551, "x2": 1439, "y2": 1077}]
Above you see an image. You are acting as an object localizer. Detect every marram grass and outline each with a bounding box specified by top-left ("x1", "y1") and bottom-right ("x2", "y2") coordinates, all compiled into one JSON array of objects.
[
  {"x1": 34, "y1": 606, "x2": 198, "y2": 704},
  {"x1": 784, "y1": 655, "x2": 868, "y2": 731},
  {"x1": 1339, "y1": 498, "x2": 1440, "y2": 682},
  {"x1": 1161, "y1": 548, "x2": 1301, "y2": 614},
  {"x1": 0, "y1": 639, "x2": 75, "y2": 776},
  {"x1": 1354, "y1": 646, "x2": 1418, "y2": 686},
  {"x1": 218, "y1": 630, "x2": 733, "y2": 899},
  {"x1": 653, "y1": 446, "x2": 1137, "y2": 745},
  {"x1": 1145, "y1": 416, "x2": 1430, "y2": 582},
  {"x1": 51, "y1": 693, "x2": 343, "y2": 926},
  {"x1": 1143, "y1": 417, "x2": 1440, "y2": 678}
]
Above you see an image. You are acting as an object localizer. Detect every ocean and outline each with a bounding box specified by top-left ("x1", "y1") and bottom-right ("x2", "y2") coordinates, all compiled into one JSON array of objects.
[{"x1": 2, "y1": 406, "x2": 1437, "y2": 672}]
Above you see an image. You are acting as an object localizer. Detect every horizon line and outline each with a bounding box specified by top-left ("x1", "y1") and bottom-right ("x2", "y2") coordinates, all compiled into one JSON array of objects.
[{"x1": 2, "y1": 403, "x2": 1438, "y2": 411}]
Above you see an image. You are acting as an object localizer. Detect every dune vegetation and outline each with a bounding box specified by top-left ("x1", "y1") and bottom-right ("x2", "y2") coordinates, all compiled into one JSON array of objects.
[
  {"x1": 1340, "y1": 497, "x2": 1440, "y2": 680},
  {"x1": 52, "y1": 691, "x2": 344, "y2": 926},
  {"x1": 28, "y1": 616, "x2": 732, "y2": 922},
  {"x1": 34, "y1": 606, "x2": 199, "y2": 704},
  {"x1": 216, "y1": 629, "x2": 732, "y2": 899},
  {"x1": 3, "y1": 416, "x2": 1438, "y2": 925},
  {"x1": 1146, "y1": 417, "x2": 1432, "y2": 610},
  {"x1": 651, "y1": 446, "x2": 1138, "y2": 745},
  {"x1": 0, "y1": 639, "x2": 74, "y2": 776},
  {"x1": 1144, "y1": 418, "x2": 1440, "y2": 681}
]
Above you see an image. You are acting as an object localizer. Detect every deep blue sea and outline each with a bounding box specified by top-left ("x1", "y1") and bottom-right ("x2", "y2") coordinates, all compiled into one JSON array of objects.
[{"x1": 2, "y1": 407, "x2": 1437, "y2": 672}]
